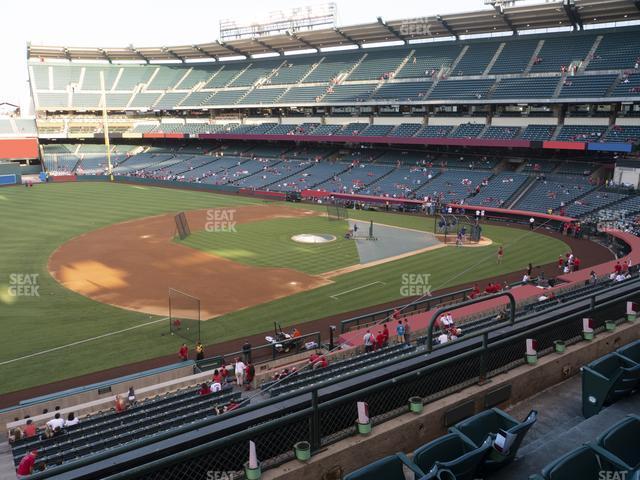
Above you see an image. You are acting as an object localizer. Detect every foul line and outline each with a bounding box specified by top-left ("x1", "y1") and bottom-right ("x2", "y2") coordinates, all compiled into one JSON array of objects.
[
  {"x1": 330, "y1": 282, "x2": 386, "y2": 299},
  {"x1": 0, "y1": 317, "x2": 169, "y2": 367}
]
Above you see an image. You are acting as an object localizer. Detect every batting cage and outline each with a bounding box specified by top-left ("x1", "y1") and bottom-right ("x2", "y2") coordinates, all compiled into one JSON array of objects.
[
  {"x1": 168, "y1": 288, "x2": 201, "y2": 344},
  {"x1": 327, "y1": 203, "x2": 349, "y2": 221}
]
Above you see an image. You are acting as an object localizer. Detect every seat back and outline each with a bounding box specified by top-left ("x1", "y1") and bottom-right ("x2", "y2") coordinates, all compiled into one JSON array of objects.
[
  {"x1": 449, "y1": 408, "x2": 518, "y2": 447},
  {"x1": 541, "y1": 446, "x2": 603, "y2": 480},
  {"x1": 582, "y1": 354, "x2": 626, "y2": 418},
  {"x1": 437, "y1": 437, "x2": 492, "y2": 480},
  {"x1": 344, "y1": 455, "x2": 407, "y2": 480},
  {"x1": 413, "y1": 433, "x2": 473, "y2": 473},
  {"x1": 598, "y1": 416, "x2": 640, "y2": 469},
  {"x1": 616, "y1": 340, "x2": 640, "y2": 365}
]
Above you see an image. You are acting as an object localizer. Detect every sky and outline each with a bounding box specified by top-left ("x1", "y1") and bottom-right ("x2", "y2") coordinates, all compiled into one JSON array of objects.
[{"x1": 1, "y1": 0, "x2": 501, "y2": 110}]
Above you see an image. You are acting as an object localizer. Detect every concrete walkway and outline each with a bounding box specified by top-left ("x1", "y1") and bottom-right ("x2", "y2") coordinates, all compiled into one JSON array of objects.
[{"x1": 492, "y1": 374, "x2": 640, "y2": 479}]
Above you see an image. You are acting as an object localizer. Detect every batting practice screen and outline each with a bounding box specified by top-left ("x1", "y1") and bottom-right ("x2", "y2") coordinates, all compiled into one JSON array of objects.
[
  {"x1": 174, "y1": 212, "x2": 191, "y2": 240},
  {"x1": 168, "y1": 288, "x2": 201, "y2": 344},
  {"x1": 327, "y1": 204, "x2": 349, "y2": 221}
]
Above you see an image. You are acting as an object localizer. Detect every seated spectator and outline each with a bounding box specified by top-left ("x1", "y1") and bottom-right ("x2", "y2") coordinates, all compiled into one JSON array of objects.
[
  {"x1": 199, "y1": 382, "x2": 212, "y2": 395},
  {"x1": 8, "y1": 418, "x2": 22, "y2": 444},
  {"x1": 65, "y1": 412, "x2": 79, "y2": 428},
  {"x1": 22, "y1": 418, "x2": 37, "y2": 438},
  {"x1": 127, "y1": 387, "x2": 137, "y2": 407},
  {"x1": 437, "y1": 332, "x2": 450, "y2": 344},
  {"x1": 46, "y1": 413, "x2": 64, "y2": 432},
  {"x1": 16, "y1": 450, "x2": 38, "y2": 478}
]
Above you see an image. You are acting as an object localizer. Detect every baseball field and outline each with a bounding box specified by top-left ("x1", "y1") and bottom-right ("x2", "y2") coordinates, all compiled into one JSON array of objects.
[{"x1": 0, "y1": 181, "x2": 571, "y2": 396}]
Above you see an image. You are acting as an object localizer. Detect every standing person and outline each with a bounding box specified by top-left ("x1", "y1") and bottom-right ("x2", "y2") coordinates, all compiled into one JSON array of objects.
[
  {"x1": 363, "y1": 330, "x2": 374, "y2": 353},
  {"x1": 573, "y1": 257, "x2": 581, "y2": 271},
  {"x1": 558, "y1": 255, "x2": 564, "y2": 271},
  {"x1": 127, "y1": 387, "x2": 137, "y2": 407},
  {"x1": 497, "y1": 246, "x2": 504, "y2": 264},
  {"x1": 242, "y1": 340, "x2": 252, "y2": 364},
  {"x1": 245, "y1": 362, "x2": 255, "y2": 391},
  {"x1": 529, "y1": 217, "x2": 535, "y2": 230},
  {"x1": 178, "y1": 343, "x2": 188, "y2": 361},
  {"x1": 16, "y1": 450, "x2": 38, "y2": 478},
  {"x1": 382, "y1": 323, "x2": 390, "y2": 347},
  {"x1": 403, "y1": 319, "x2": 411, "y2": 344},
  {"x1": 195, "y1": 342, "x2": 204, "y2": 361},
  {"x1": 375, "y1": 330, "x2": 385, "y2": 350},
  {"x1": 396, "y1": 321, "x2": 405, "y2": 344},
  {"x1": 114, "y1": 395, "x2": 127, "y2": 413},
  {"x1": 235, "y1": 357, "x2": 246, "y2": 387},
  {"x1": 527, "y1": 263, "x2": 533, "y2": 277}
]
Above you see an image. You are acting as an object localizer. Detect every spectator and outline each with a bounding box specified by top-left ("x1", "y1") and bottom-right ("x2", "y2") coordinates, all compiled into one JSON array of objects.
[
  {"x1": 178, "y1": 343, "x2": 189, "y2": 361},
  {"x1": 235, "y1": 357, "x2": 246, "y2": 387},
  {"x1": 199, "y1": 382, "x2": 211, "y2": 395},
  {"x1": 403, "y1": 319, "x2": 411, "y2": 344},
  {"x1": 363, "y1": 330, "x2": 374, "y2": 353},
  {"x1": 522, "y1": 272, "x2": 531, "y2": 283},
  {"x1": 46, "y1": 413, "x2": 64, "y2": 432},
  {"x1": 437, "y1": 332, "x2": 450, "y2": 345},
  {"x1": 65, "y1": 412, "x2": 79, "y2": 427},
  {"x1": 114, "y1": 394, "x2": 127, "y2": 413},
  {"x1": 529, "y1": 217, "x2": 535, "y2": 230},
  {"x1": 23, "y1": 419, "x2": 37, "y2": 438},
  {"x1": 212, "y1": 369, "x2": 222, "y2": 384},
  {"x1": 382, "y1": 323, "x2": 390, "y2": 346},
  {"x1": 396, "y1": 320, "x2": 405, "y2": 344},
  {"x1": 8, "y1": 419, "x2": 22, "y2": 444},
  {"x1": 245, "y1": 362, "x2": 255, "y2": 390},
  {"x1": 127, "y1": 387, "x2": 137, "y2": 407},
  {"x1": 16, "y1": 450, "x2": 38, "y2": 478},
  {"x1": 375, "y1": 330, "x2": 385, "y2": 350},
  {"x1": 195, "y1": 342, "x2": 204, "y2": 361},
  {"x1": 242, "y1": 340, "x2": 252, "y2": 364}
]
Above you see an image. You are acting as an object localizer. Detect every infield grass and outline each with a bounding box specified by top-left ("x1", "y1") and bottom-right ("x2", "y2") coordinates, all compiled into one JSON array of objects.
[{"x1": 0, "y1": 182, "x2": 570, "y2": 396}]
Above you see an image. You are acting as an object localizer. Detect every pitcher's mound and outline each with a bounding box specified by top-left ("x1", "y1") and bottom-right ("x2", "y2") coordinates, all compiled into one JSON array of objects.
[{"x1": 291, "y1": 233, "x2": 337, "y2": 244}]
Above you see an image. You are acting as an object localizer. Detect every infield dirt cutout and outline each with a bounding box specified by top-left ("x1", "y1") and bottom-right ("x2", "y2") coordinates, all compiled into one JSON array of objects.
[
  {"x1": 48, "y1": 205, "x2": 333, "y2": 318},
  {"x1": 48, "y1": 205, "x2": 459, "y2": 318}
]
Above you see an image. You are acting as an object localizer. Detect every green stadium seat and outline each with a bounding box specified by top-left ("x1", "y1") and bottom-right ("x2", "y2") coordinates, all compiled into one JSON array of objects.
[
  {"x1": 534, "y1": 445, "x2": 628, "y2": 480},
  {"x1": 582, "y1": 353, "x2": 640, "y2": 418},
  {"x1": 411, "y1": 433, "x2": 491, "y2": 480},
  {"x1": 343, "y1": 453, "x2": 426, "y2": 480},
  {"x1": 616, "y1": 340, "x2": 640, "y2": 366},
  {"x1": 594, "y1": 415, "x2": 640, "y2": 471},
  {"x1": 448, "y1": 408, "x2": 537, "y2": 471}
]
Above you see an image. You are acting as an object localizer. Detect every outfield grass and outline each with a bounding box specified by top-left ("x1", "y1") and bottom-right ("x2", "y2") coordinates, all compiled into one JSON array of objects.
[
  {"x1": 181, "y1": 217, "x2": 359, "y2": 274},
  {"x1": 0, "y1": 182, "x2": 569, "y2": 395}
]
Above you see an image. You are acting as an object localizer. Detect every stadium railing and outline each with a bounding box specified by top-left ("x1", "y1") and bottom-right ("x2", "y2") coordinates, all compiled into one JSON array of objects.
[{"x1": 24, "y1": 275, "x2": 640, "y2": 479}]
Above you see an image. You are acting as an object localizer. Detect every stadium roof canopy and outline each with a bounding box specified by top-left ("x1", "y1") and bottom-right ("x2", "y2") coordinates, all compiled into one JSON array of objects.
[{"x1": 28, "y1": 0, "x2": 640, "y2": 62}]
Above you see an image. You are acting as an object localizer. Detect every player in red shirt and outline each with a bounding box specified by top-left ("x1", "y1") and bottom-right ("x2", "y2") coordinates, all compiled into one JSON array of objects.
[
  {"x1": 497, "y1": 246, "x2": 504, "y2": 264},
  {"x1": 16, "y1": 450, "x2": 38, "y2": 477},
  {"x1": 573, "y1": 257, "x2": 581, "y2": 271},
  {"x1": 178, "y1": 343, "x2": 188, "y2": 361}
]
